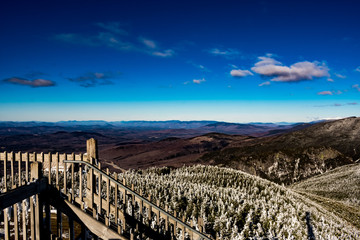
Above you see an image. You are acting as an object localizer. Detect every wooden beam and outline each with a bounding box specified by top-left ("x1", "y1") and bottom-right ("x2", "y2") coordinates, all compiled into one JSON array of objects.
[{"x1": 0, "y1": 178, "x2": 47, "y2": 209}]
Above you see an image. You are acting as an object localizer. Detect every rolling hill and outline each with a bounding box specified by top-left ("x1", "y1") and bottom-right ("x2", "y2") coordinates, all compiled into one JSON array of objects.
[{"x1": 199, "y1": 117, "x2": 360, "y2": 184}]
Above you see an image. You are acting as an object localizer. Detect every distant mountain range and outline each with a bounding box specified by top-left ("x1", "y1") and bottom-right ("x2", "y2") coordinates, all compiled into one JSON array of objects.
[{"x1": 0, "y1": 120, "x2": 299, "y2": 129}]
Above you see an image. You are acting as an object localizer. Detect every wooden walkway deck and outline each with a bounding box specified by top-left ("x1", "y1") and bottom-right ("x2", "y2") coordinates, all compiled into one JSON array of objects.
[{"x1": 0, "y1": 138, "x2": 212, "y2": 240}]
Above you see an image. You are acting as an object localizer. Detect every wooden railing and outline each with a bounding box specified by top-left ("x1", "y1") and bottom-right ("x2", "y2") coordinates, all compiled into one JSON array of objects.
[{"x1": 0, "y1": 138, "x2": 212, "y2": 240}]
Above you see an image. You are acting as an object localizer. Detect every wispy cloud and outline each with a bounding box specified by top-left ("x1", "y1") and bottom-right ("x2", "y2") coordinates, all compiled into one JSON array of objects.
[
  {"x1": 188, "y1": 61, "x2": 209, "y2": 72},
  {"x1": 3, "y1": 77, "x2": 55, "y2": 87},
  {"x1": 193, "y1": 78, "x2": 206, "y2": 84},
  {"x1": 67, "y1": 72, "x2": 119, "y2": 87},
  {"x1": 335, "y1": 73, "x2": 346, "y2": 79},
  {"x1": 327, "y1": 78, "x2": 334, "y2": 82},
  {"x1": 259, "y1": 81, "x2": 271, "y2": 87},
  {"x1": 54, "y1": 33, "x2": 99, "y2": 46},
  {"x1": 55, "y1": 22, "x2": 175, "y2": 57},
  {"x1": 251, "y1": 56, "x2": 329, "y2": 82},
  {"x1": 208, "y1": 48, "x2": 240, "y2": 58},
  {"x1": 317, "y1": 91, "x2": 333, "y2": 95},
  {"x1": 230, "y1": 69, "x2": 253, "y2": 78},
  {"x1": 355, "y1": 66, "x2": 360, "y2": 72},
  {"x1": 140, "y1": 37, "x2": 157, "y2": 49},
  {"x1": 96, "y1": 32, "x2": 135, "y2": 51},
  {"x1": 152, "y1": 49, "x2": 175, "y2": 57},
  {"x1": 315, "y1": 102, "x2": 358, "y2": 107},
  {"x1": 95, "y1": 22, "x2": 128, "y2": 35},
  {"x1": 352, "y1": 84, "x2": 360, "y2": 91}
]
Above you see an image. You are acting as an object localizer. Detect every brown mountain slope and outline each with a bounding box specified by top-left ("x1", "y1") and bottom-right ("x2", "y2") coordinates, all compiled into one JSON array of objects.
[
  {"x1": 100, "y1": 133, "x2": 251, "y2": 170},
  {"x1": 199, "y1": 117, "x2": 360, "y2": 184}
]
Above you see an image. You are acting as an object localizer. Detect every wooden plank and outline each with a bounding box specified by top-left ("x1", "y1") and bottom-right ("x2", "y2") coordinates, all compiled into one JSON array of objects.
[
  {"x1": 48, "y1": 152, "x2": 52, "y2": 185},
  {"x1": 98, "y1": 170, "x2": 102, "y2": 217},
  {"x1": 11, "y1": 151, "x2": 14, "y2": 188},
  {"x1": 105, "y1": 168, "x2": 110, "y2": 226},
  {"x1": 114, "y1": 174, "x2": 120, "y2": 233},
  {"x1": 64, "y1": 159, "x2": 67, "y2": 195},
  {"x1": 18, "y1": 152, "x2": 22, "y2": 186},
  {"x1": 25, "y1": 152, "x2": 29, "y2": 182},
  {"x1": 35, "y1": 194, "x2": 42, "y2": 240},
  {"x1": 4, "y1": 151, "x2": 7, "y2": 192},
  {"x1": 71, "y1": 153, "x2": 75, "y2": 201},
  {"x1": 3, "y1": 208, "x2": 10, "y2": 239},
  {"x1": 79, "y1": 154, "x2": 83, "y2": 209},
  {"x1": 56, "y1": 153, "x2": 59, "y2": 189},
  {"x1": 22, "y1": 200, "x2": 27, "y2": 240},
  {"x1": 40, "y1": 152, "x2": 44, "y2": 163},
  {"x1": 30, "y1": 196, "x2": 35, "y2": 240},
  {"x1": 64, "y1": 199, "x2": 127, "y2": 240}
]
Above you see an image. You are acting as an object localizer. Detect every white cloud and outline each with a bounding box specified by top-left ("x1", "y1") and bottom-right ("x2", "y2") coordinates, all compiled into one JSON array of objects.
[
  {"x1": 3, "y1": 77, "x2": 55, "y2": 87},
  {"x1": 230, "y1": 69, "x2": 253, "y2": 78},
  {"x1": 193, "y1": 78, "x2": 206, "y2": 84},
  {"x1": 327, "y1": 78, "x2": 334, "y2": 82},
  {"x1": 208, "y1": 48, "x2": 240, "y2": 58},
  {"x1": 251, "y1": 56, "x2": 329, "y2": 82},
  {"x1": 317, "y1": 91, "x2": 333, "y2": 95},
  {"x1": 258, "y1": 81, "x2": 271, "y2": 87},
  {"x1": 140, "y1": 38, "x2": 157, "y2": 49},
  {"x1": 355, "y1": 66, "x2": 360, "y2": 72},
  {"x1": 152, "y1": 49, "x2": 175, "y2": 57}
]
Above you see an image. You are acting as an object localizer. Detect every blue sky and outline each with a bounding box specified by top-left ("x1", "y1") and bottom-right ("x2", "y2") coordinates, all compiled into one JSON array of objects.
[{"x1": 1, "y1": 0, "x2": 359, "y2": 122}]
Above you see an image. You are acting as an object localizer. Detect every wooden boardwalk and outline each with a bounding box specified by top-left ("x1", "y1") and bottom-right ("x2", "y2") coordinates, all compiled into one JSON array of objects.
[{"x1": 0, "y1": 138, "x2": 212, "y2": 240}]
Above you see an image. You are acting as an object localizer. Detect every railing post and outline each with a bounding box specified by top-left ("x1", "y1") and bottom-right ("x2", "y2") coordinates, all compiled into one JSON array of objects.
[
  {"x1": 25, "y1": 152, "x2": 29, "y2": 182},
  {"x1": 31, "y1": 162, "x2": 44, "y2": 239},
  {"x1": 4, "y1": 151, "x2": 8, "y2": 192},
  {"x1": 11, "y1": 151, "x2": 15, "y2": 188},
  {"x1": 22, "y1": 199, "x2": 28, "y2": 240},
  {"x1": 48, "y1": 152, "x2": 52, "y2": 185},
  {"x1": 56, "y1": 152, "x2": 59, "y2": 189},
  {"x1": 87, "y1": 138, "x2": 98, "y2": 163},
  {"x1": 3, "y1": 207, "x2": 10, "y2": 240},
  {"x1": 71, "y1": 153, "x2": 75, "y2": 202},
  {"x1": 79, "y1": 153, "x2": 83, "y2": 209},
  {"x1": 86, "y1": 138, "x2": 97, "y2": 217},
  {"x1": 105, "y1": 168, "x2": 110, "y2": 226},
  {"x1": 18, "y1": 152, "x2": 22, "y2": 186}
]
